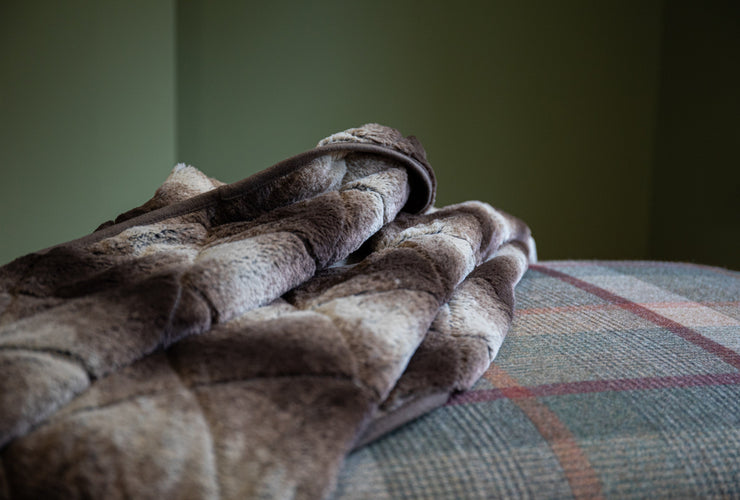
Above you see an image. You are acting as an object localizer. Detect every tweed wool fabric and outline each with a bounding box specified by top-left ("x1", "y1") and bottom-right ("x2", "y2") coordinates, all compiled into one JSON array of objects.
[{"x1": 333, "y1": 261, "x2": 740, "y2": 499}]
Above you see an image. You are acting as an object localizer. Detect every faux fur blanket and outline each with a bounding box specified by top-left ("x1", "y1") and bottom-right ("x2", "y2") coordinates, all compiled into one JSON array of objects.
[{"x1": 0, "y1": 124, "x2": 535, "y2": 499}]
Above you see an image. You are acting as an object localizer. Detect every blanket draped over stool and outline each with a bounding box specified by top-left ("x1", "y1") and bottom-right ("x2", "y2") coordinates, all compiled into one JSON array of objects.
[{"x1": 0, "y1": 124, "x2": 535, "y2": 499}]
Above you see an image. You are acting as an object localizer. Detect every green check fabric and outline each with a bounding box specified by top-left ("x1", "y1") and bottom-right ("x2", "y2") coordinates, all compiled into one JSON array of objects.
[{"x1": 333, "y1": 261, "x2": 740, "y2": 499}]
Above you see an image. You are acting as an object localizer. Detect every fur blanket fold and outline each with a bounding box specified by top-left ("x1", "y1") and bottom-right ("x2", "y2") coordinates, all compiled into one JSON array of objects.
[{"x1": 0, "y1": 124, "x2": 536, "y2": 499}]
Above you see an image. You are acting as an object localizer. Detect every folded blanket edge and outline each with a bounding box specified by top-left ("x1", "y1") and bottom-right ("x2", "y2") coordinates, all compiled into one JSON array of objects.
[{"x1": 35, "y1": 142, "x2": 436, "y2": 257}]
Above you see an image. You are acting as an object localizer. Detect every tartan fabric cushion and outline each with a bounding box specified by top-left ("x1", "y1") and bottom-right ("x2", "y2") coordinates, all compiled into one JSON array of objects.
[{"x1": 333, "y1": 261, "x2": 740, "y2": 499}]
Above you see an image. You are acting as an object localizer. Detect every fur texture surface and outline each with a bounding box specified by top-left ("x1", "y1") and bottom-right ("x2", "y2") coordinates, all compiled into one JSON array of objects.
[{"x1": 0, "y1": 124, "x2": 535, "y2": 499}]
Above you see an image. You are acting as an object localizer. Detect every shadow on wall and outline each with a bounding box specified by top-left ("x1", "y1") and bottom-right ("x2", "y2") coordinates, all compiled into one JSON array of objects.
[{"x1": 1, "y1": 0, "x2": 737, "y2": 269}]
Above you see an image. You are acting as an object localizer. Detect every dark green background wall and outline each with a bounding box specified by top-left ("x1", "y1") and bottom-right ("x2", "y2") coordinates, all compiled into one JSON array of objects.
[
  {"x1": 1, "y1": 1, "x2": 175, "y2": 264},
  {"x1": 1, "y1": 0, "x2": 738, "y2": 269},
  {"x1": 650, "y1": 0, "x2": 739, "y2": 269}
]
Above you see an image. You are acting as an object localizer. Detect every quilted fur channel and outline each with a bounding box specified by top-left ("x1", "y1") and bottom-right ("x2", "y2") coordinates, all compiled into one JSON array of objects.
[{"x1": 0, "y1": 124, "x2": 535, "y2": 500}]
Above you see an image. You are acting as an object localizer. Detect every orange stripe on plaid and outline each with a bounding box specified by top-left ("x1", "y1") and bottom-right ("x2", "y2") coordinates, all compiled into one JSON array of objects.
[{"x1": 485, "y1": 365, "x2": 604, "y2": 500}]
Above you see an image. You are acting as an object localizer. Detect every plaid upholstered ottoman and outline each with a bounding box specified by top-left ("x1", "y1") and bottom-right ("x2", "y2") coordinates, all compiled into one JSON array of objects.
[{"x1": 334, "y1": 261, "x2": 740, "y2": 499}]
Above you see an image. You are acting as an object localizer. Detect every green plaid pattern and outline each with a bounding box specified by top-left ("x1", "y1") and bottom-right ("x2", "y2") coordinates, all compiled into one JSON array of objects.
[{"x1": 333, "y1": 261, "x2": 740, "y2": 499}]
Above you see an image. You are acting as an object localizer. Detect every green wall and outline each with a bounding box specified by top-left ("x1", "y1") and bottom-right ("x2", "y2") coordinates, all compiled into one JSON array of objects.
[
  {"x1": 176, "y1": 0, "x2": 663, "y2": 262},
  {"x1": 650, "y1": 0, "x2": 740, "y2": 268},
  {"x1": 1, "y1": 1, "x2": 737, "y2": 269},
  {"x1": 0, "y1": 1, "x2": 175, "y2": 263}
]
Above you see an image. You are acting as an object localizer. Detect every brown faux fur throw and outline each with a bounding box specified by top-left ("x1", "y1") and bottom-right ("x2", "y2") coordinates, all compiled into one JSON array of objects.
[{"x1": 0, "y1": 124, "x2": 536, "y2": 499}]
